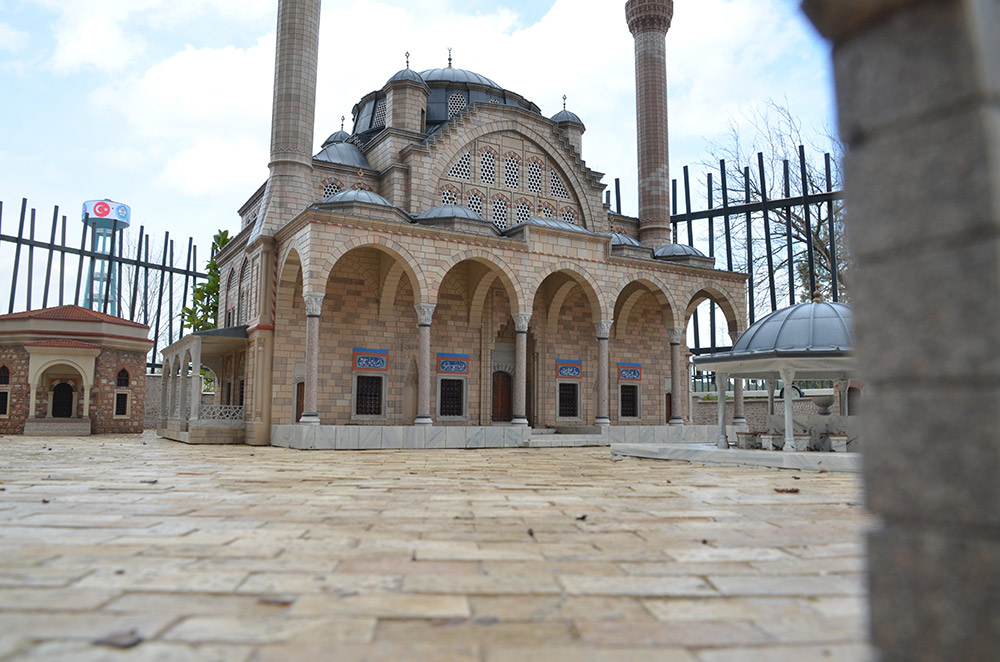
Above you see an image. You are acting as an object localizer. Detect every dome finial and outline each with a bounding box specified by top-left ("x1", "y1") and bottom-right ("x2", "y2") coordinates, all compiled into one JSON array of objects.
[
  {"x1": 812, "y1": 290, "x2": 824, "y2": 303},
  {"x1": 356, "y1": 168, "x2": 364, "y2": 189},
  {"x1": 405, "y1": 51, "x2": 410, "y2": 69},
  {"x1": 563, "y1": 94, "x2": 567, "y2": 110},
  {"x1": 340, "y1": 115, "x2": 345, "y2": 131},
  {"x1": 447, "y1": 47, "x2": 452, "y2": 68}
]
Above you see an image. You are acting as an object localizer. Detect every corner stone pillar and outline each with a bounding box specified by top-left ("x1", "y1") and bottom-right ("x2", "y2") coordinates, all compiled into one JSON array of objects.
[
  {"x1": 189, "y1": 344, "x2": 202, "y2": 422},
  {"x1": 668, "y1": 328, "x2": 684, "y2": 425},
  {"x1": 715, "y1": 371, "x2": 728, "y2": 449},
  {"x1": 300, "y1": 294, "x2": 323, "y2": 425},
  {"x1": 512, "y1": 313, "x2": 530, "y2": 427},
  {"x1": 626, "y1": 0, "x2": 674, "y2": 246},
  {"x1": 414, "y1": 303, "x2": 435, "y2": 426},
  {"x1": 595, "y1": 320, "x2": 612, "y2": 426},
  {"x1": 802, "y1": 1, "x2": 1000, "y2": 658},
  {"x1": 730, "y1": 330, "x2": 745, "y2": 427},
  {"x1": 779, "y1": 368, "x2": 795, "y2": 450},
  {"x1": 82, "y1": 385, "x2": 91, "y2": 418}
]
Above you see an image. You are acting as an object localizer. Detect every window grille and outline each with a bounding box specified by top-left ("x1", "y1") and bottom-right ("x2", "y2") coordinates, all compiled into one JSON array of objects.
[
  {"x1": 540, "y1": 204, "x2": 555, "y2": 219},
  {"x1": 467, "y1": 193, "x2": 483, "y2": 216},
  {"x1": 115, "y1": 392, "x2": 129, "y2": 417},
  {"x1": 116, "y1": 369, "x2": 130, "y2": 387},
  {"x1": 322, "y1": 180, "x2": 341, "y2": 199},
  {"x1": 0, "y1": 366, "x2": 8, "y2": 385},
  {"x1": 620, "y1": 384, "x2": 639, "y2": 418},
  {"x1": 373, "y1": 99, "x2": 387, "y2": 128},
  {"x1": 450, "y1": 152, "x2": 472, "y2": 180},
  {"x1": 516, "y1": 201, "x2": 532, "y2": 223},
  {"x1": 551, "y1": 172, "x2": 570, "y2": 198},
  {"x1": 0, "y1": 390, "x2": 7, "y2": 416},
  {"x1": 504, "y1": 156, "x2": 520, "y2": 189},
  {"x1": 439, "y1": 379, "x2": 464, "y2": 417},
  {"x1": 527, "y1": 161, "x2": 543, "y2": 193},
  {"x1": 356, "y1": 375, "x2": 383, "y2": 415},
  {"x1": 481, "y1": 149, "x2": 496, "y2": 184},
  {"x1": 558, "y1": 382, "x2": 579, "y2": 418},
  {"x1": 448, "y1": 93, "x2": 467, "y2": 118},
  {"x1": 492, "y1": 196, "x2": 509, "y2": 230},
  {"x1": 561, "y1": 209, "x2": 577, "y2": 224},
  {"x1": 238, "y1": 380, "x2": 245, "y2": 407},
  {"x1": 441, "y1": 188, "x2": 460, "y2": 205}
]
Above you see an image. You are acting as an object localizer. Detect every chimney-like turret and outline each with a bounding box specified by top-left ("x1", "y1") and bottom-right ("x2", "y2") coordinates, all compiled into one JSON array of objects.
[
  {"x1": 250, "y1": 0, "x2": 322, "y2": 240},
  {"x1": 625, "y1": 0, "x2": 673, "y2": 246}
]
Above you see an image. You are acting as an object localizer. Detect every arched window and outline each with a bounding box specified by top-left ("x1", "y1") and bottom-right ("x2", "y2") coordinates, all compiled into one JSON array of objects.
[
  {"x1": 491, "y1": 195, "x2": 510, "y2": 230},
  {"x1": 480, "y1": 149, "x2": 496, "y2": 185},
  {"x1": 515, "y1": 200, "x2": 532, "y2": 223},
  {"x1": 321, "y1": 179, "x2": 342, "y2": 199},
  {"x1": 372, "y1": 99, "x2": 387, "y2": 128},
  {"x1": 441, "y1": 186, "x2": 460, "y2": 206},
  {"x1": 467, "y1": 192, "x2": 484, "y2": 216},
  {"x1": 0, "y1": 366, "x2": 9, "y2": 385},
  {"x1": 504, "y1": 155, "x2": 520, "y2": 189},
  {"x1": 527, "y1": 160, "x2": 543, "y2": 193},
  {"x1": 450, "y1": 152, "x2": 472, "y2": 180},
  {"x1": 448, "y1": 93, "x2": 467, "y2": 118},
  {"x1": 550, "y1": 171, "x2": 570, "y2": 198},
  {"x1": 0, "y1": 365, "x2": 8, "y2": 417},
  {"x1": 117, "y1": 369, "x2": 130, "y2": 387}
]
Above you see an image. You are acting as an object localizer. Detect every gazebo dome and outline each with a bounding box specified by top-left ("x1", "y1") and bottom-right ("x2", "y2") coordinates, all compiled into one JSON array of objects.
[{"x1": 731, "y1": 301, "x2": 854, "y2": 358}]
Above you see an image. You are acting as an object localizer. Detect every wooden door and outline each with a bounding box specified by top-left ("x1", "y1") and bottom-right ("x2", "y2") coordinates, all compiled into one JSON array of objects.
[
  {"x1": 492, "y1": 371, "x2": 512, "y2": 422},
  {"x1": 295, "y1": 382, "x2": 305, "y2": 422},
  {"x1": 52, "y1": 383, "x2": 74, "y2": 418}
]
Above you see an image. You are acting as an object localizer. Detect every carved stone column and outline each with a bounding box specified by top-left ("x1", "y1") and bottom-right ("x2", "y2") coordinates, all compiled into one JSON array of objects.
[
  {"x1": 668, "y1": 328, "x2": 684, "y2": 425},
  {"x1": 300, "y1": 294, "x2": 323, "y2": 425},
  {"x1": 766, "y1": 379, "x2": 777, "y2": 416},
  {"x1": 414, "y1": 303, "x2": 435, "y2": 426},
  {"x1": 837, "y1": 379, "x2": 850, "y2": 416},
  {"x1": 715, "y1": 370, "x2": 728, "y2": 449},
  {"x1": 730, "y1": 331, "x2": 745, "y2": 427},
  {"x1": 779, "y1": 367, "x2": 796, "y2": 450},
  {"x1": 82, "y1": 385, "x2": 91, "y2": 418},
  {"x1": 595, "y1": 320, "x2": 613, "y2": 426},
  {"x1": 189, "y1": 343, "x2": 202, "y2": 422},
  {"x1": 512, "y1": 313, "x2": 530, "y2": 426}
]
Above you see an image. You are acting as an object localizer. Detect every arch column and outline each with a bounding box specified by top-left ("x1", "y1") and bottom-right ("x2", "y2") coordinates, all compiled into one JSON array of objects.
[
  {"x1": 415, "y1": 303, "x2": 435, "y2": 426},
  {"x1": 715, "y1": 370, "x2": 728, "y2": 449},
  {"x1": 512, "y1": 313, "x2": 530, "y2": 427},
  {"x1": 179, "y1": 359, "x2": 190, "y2": 422},
  {"x1": 595, "y1": 320, "x2": 613, "y2": 426},
  {"x1": 82, "y1": 384, "x2": 91, "y2": 418},
  {"x1": 837, "y1": 379, "x2": 850, "y2": 415},
  {"x1": 159, "y1": 363, "x2": 169, "y2": 428},
  {"x1": 766, "y1": 379, "x2": 777, "y2": 416},
  {"x1": 300, "y1": 294, "x2": 323, "y2": 425},
  {"x1": 668, "y1": 328, "x2": 684, "y2": 425},
  {"x1": 730, "y1": 330, "x2": 746, "y2": 427},
  {"x1": 780, "y1": 367, "x2": 796, "y2": 449},
  {"x1": 189, "y1": 343, "x2": 202, "y2": 422}
]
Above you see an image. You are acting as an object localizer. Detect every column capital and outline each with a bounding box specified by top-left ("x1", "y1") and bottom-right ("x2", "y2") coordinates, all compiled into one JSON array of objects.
[
  {"x1": 668, "y1": 328, "x2": 685, "y2": 345},
  {"x1": 594, "y1": 320, "x2": 613, "y2": 340},
  {"x1": 625, "y1": 0, "x2": 674, "y2": 35},
  {"x1": 414, "y1": 303, "x2": 435, "y2": 326},
  {"x1": 513, "y1": 313, "x2": 531, "y2": 333},
  {"x1": 303, "y1": 294, "x2": 323, "y2": 317}
]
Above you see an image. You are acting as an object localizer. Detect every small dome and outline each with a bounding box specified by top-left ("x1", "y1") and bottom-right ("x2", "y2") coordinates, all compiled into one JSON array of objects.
[
  {"x1": 314, "y1": 142, "x2": 371, "y2": 169},
  {"x1": 322, "y1": 130, "x2": 351, "y2": 147},
  {"x1": 387, "y1": 68, "x2": 428, "y2": 86},
  {"x1": 551, "y1": 109, "x2": 583, "y2": 125},
  {"x1": 505, "y1": 217, "x2": 593, "y2": 235},
  {"x1": 419, "y1": 67, "x2": 500, "y2": 88},
  {"x1": 416, "y1": 205, "x2": 486, "y2": 222},
  {"x1": 609, "y1": 232, "x2": 644, "y2": 247},
  {"x1": 323, "y1": 189, "x2": 394, "y2": 207},
  {"x1": 732, "y1": 302, "x2": 854, "y2": 357},
  {"x1": 653, "y1": 243, "x2": 708, "y2": 259}
]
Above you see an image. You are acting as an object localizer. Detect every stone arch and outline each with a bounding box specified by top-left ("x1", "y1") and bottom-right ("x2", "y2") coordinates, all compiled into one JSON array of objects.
[
  {"x1": 683, "y1": 286, "x2": 743, "y2": 336},
  {"x1": 311, "y1": 236, "x2": 427, "y2": 305},
  {"x1": 30, "y1": 358, "x2": 89, "y2": 389},
  {"x1": 421, "y1": 114, "x2": 604, "y2": 228},
  {"x1": 528, "y1": 262, "x2": 608, "y2": 326},
  {"x1": 237, "y1": 258, "x2": 250, "y2": 324},
  {"x1": 433, "y1": 249, "x2": 526, "y2": 317},
  {"x1": 612, "y1": 274, "x2": 679, "y2": 333}
]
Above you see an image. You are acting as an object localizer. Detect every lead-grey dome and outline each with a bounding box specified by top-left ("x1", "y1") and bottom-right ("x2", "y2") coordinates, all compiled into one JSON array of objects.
[
  {"x1": 323, "y1": 189, "x2": 394, "y2": 207},
  {"x1": 322, "y1": 130, "x2": 351, "y2": 147},
  {"x1": 653, "y1": 243, "x2": 707, "y2": 259},
  {"x1": 730, "y1": 302, "x2": 854, "y2": 358},
  {"x1": 420, "y1": 67, "x2": 499, "y2": 87},
  {"x1": 505, "y1": 217, "x2": 593, "y2": 235},
  {"x1": 551, "y1": 109, "x2": 583, "y2": 125},
  {"x1": 314, "y1": 142, "x2": 371, "y2": 169},
  {"x1": 416, "y1": 205, "x2": 486, "y2": 222},
  {"x1": 609, "y1": 232, "x2": 644, "y2": 247},
  {"x1": 388, "y1": 68, "x2": 428, "y2": 86}
]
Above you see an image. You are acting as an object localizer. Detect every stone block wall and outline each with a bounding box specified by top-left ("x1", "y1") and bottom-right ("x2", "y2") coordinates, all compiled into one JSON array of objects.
[
  {"x1": 0, "y1": 346, "x2": 29, "y2": 435},
  {"x1": 91, "y1": 348, "x2": 146, "y2": 434}
]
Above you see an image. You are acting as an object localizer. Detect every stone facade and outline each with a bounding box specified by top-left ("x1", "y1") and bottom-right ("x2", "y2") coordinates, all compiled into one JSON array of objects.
[
  {"x1": 163, "y1": 0, "x2": 748, "y2": 447},
  {"x1": 90, "y1": 348, "x2": 146, "y2": 434},
  {"x1": 0, "y1": 346, "x2": 30, "y2": 435}
]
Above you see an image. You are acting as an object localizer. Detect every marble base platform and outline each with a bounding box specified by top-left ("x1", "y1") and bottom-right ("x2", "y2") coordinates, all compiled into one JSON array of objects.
[{"x1": 611, "y1": 442, "x2": 863, "y2": 473}]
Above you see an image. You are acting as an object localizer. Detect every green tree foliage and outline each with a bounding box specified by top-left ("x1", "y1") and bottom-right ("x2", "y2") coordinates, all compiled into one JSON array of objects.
[{"x1": 181, "y1": 229, "x2": 231, "y2": 332}]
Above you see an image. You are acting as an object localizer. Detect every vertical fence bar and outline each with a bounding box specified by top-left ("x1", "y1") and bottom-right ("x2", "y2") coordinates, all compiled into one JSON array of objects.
[
  {"x1": 744, "y1": 167, "x2": 754, "y2": 325},
  {"x1": 684, "y1": 166, "x2": 700, "y2": 349},
  {"x1": 42, "y1": 206, "x2": 58, "y2": 308},
  {"x1": 168, "y1": 239, "x2": 175, "y2": 346},
  {"x1": 671, "y1": 178, "x2": 678, "y2": 242},
  {"x1": 143, "y1": 235, "x2": 150, "y2": 326},
  {"x1": 191, "y1": 245, "x2": 198, "y2": 321},
  {"x1": 758, "y1": 153, "x2": 777, "y2": 312},
  {"x1": 826, "y1": 153, "x2": 838, "y2": 302},
  {"x1": 179, "y1": 237, "x2": 193, "y2": 338},
  {"x1": 9, "y1": 199, "x2": 27, "y2": 314},
  {"x1": 102, "y1": 219, "x2": 119, "y2": 314},
  {"x1": 721, "y1": 161, "x2": 733, "y2": 272},
  {"x1": 707, "y1": 173, "x2": 717, "y2": 350},
  {"x1": 74, "y1": 222, "x2": 88, "y2": 306},
  {"x1": 59, "y1": 214, "x2": 66, "y2": 305},
  {"x1": 130, "y1": 225, "x2": 145, "y2": 320},
  {"x1": 151, "y1": 232, "x2": 169, "y2": 373},
  {"x1": 116, "y1": 227, "x2": 125, "y2": 316},
  {"x1": 799, "y1": 145, "x2": 816, "y2": 298},
  {"x1": 784, "y1": 159, "x2": 794, "y2": 306},
  {"x1": 26, "y1": 207, "x2": 36, "y2": 310}
]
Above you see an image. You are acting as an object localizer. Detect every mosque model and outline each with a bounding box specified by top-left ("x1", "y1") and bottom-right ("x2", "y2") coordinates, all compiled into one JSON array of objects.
[{"x1": 159, "y1": 0, "x2": 747, "y2": 448}]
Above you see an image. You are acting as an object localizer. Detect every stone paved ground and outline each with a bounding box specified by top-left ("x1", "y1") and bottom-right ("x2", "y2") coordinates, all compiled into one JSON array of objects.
[{"x1": 0, "y1": 431, "x2": 875, "y2": 661}]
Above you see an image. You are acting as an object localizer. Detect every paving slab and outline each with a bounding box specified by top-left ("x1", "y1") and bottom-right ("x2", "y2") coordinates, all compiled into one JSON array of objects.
[{"x1": 0, "y1": 431, "x2": 872, "y2": 659}]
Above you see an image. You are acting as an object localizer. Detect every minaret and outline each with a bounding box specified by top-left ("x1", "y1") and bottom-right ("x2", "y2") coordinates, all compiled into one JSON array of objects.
[
  {"x1": 625, "y1": 0, "x2": 673, "y2": 245},
  {"x1": 250, "y1": 0, "x2": 322, "y2": 240}
]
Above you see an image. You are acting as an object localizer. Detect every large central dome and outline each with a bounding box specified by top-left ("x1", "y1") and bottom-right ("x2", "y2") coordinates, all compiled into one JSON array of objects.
[{"x1": 418, "y1": 67, "x2": 500, "y2": 88}]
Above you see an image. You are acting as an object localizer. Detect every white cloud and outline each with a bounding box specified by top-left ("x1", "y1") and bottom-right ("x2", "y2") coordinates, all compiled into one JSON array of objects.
[
  {"x1": 159, "y1": 136, "x2": 268, "y2": 195},
  {"x1": 0, "y1": 22, "x2": 30, "y2": 54}
]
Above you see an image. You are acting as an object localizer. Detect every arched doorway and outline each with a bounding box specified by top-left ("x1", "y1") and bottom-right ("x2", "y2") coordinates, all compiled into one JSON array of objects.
[
  {"x1": 492, "y1": 371, "x2": 512, "y2": 422},
  {"x1": 51, "y1": 383, "x2": 75, "y2": 418}
]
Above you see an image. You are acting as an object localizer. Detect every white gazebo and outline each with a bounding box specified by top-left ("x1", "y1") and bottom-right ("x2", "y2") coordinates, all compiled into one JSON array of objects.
[{"x1": 694, "y1": 301, "x2": 855, "y2": 449}]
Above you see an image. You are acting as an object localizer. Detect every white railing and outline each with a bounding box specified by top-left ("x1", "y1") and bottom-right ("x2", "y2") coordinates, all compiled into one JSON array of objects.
[{"x1": 198, "y1": 405, "x2": 245, "y2": 421}]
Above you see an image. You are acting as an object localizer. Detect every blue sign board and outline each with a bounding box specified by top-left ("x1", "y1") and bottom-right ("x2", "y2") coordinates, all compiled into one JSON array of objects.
[
  {"x1": 556, "y1": 359, "x2": 582, "y2": 379},
  {"x1": 437, "y1": 353, "x2": 469, "y2": 374},
  {"x1": 618, "y1": 363, "x2": 642, "y2": 381},
  {"x1": 353, "y1": 348, "x2": 389, "y2": 371}
]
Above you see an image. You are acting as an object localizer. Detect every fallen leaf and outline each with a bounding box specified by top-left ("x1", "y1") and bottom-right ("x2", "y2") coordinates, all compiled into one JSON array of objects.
[
  {"x1": 576, "y1": 514, "x2": 587, "y2": 521},
  {"x1": 139, "y1": 479, "x2": 158, "y2": 484},
  {"x1": 775, "y1": 488, "x2": 800, "y2": 494},
  {"x1": 93, "y1": 629, "x2": 143, "y2": 649}
]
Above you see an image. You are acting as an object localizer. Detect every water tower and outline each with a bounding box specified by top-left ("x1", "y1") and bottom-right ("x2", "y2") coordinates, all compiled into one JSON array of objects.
[{"x1": 81, "y1": 199, "x2": 131, "y2": 316}]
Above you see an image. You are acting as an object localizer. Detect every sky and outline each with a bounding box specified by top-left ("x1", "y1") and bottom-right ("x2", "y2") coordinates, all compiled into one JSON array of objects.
[{"x1": 0, "y1": 0, "x2": 835, "y2": 312}]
